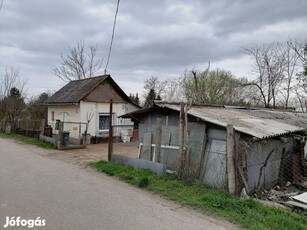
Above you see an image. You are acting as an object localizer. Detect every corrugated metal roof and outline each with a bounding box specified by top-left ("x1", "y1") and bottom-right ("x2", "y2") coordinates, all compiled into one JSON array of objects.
[{"x1": 156, "y1": 102, "x2": 307, "y2": 139}]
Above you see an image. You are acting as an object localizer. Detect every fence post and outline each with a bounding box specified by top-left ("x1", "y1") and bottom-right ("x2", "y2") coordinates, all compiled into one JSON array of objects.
[
  {"x1": 83, "y1": 123, "x2": 88, "y2": 147},
  {"x1": 226, "y1": 124, "x2": 236, "y2": 194},
  {"x1": 155, "y1": 117, "x2": 162, "y2": 162},
  {"x1": 184, "y1": 105, "x2": 190, "y2": 168},
  {"x1": 179, "y1": 103, "x2": 188, "y2": 176},
  {"x1": 40, "y1": 119, "x2": 45, "y2": 135},
  {"x1": 57, "y1": 121, "x2": 63, "y2": 149}
]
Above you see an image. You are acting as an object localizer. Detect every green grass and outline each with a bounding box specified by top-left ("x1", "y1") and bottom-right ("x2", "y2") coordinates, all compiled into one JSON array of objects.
[
  {"x1": 0, "y1": 132, "x2": 55, "y2": 149},
  {"x1": 90, "y1": 160, "x2": 307, "y2": 230}
]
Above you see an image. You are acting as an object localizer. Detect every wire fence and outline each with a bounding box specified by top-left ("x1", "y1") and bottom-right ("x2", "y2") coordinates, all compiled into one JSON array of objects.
[
  {"x1": 236, "y1": 137, "x2": 307, "y2": 201},
  {"x1": 113, "y1": 126, "x2": 307, "y2": 200},
  {"x1": 112, "y1": 125, "x2": 137, "y2": 143},
  {"x1": 109, "y1": 125, "x2": 139, "y2": 158}
]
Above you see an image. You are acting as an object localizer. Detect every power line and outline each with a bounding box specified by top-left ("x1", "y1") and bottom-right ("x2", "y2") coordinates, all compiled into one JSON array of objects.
[{"x1": 104, "y1": 0, "x2": 120, "y2": 74}]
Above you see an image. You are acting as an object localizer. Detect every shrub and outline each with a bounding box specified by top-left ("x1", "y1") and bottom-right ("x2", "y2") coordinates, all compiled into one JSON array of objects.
[{"x1": 138, "y1": 176, "x2": 149, "y2": 188}]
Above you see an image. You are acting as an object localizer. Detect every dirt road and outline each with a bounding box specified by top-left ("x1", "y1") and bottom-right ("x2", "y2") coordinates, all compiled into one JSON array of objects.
[
  {"x1": 0, "y1": 138, "x2": 237, "y2": 230},
  {"x1": 42, "y1": 141, "x2": 139, "y2": 167}
]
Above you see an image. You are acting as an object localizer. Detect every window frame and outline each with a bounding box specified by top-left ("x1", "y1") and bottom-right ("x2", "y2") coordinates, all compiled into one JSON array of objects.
[
  {"x1": 98, "y1": 113, "x2": 110, "y2": 131},
  {"x1": 51, "y1": 111, "x2": 55, "y2": 121}
]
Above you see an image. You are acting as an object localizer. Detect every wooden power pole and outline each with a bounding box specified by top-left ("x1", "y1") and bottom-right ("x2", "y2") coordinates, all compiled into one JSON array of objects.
[{"x1": 108, "y1": 99, "x2": 113, "y2": 161}]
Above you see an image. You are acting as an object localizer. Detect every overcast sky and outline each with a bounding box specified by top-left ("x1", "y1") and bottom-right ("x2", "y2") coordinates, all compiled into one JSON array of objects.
[{"x1": 0, "y1": 0, "x2": 306, "y2": 99}]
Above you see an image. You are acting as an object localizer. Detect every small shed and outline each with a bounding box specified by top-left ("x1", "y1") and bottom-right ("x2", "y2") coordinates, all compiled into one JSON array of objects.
[{"x1": 122, "y1": 102, "x2": 307, "y2": 194}]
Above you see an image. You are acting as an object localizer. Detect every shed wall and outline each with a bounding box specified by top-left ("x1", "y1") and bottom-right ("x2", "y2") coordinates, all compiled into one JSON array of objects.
[
  {"x1": 245, "y1": 138, "x2": 295, "y2": 191},
  {"x1": 139, "y1": 121, "x2": 206, "y2": 172}
]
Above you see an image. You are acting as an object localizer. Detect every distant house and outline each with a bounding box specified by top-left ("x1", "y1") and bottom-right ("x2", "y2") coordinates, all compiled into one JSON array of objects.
[
  {"x1": 45, "y1": 75, "x2": 141, "y2": 143},
  {"x1": 122, "y1": 102, "x2": 307, "y2": 194}
]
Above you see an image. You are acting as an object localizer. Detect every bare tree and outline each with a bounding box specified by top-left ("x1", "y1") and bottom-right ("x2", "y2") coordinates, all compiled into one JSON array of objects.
[
  {"x1": 0, "y1": 67, "x2": 28, "y2": 130},
  {"x1": 53, "y1": 40, "x2": 103, "y2": 81},
  {"x1": 143, "y1": 76, "x2": 186, "y2": 103},
  {"x1": 287, "y1": 40, "x2": 307, "y2": 112},
  {"x1": 143, "y1": 76, "x2": 165, "y2": 97},
  {"x1": 161, "y1": 78, "x2": 185, "y2": 102},
  {"x1": 288, "y1": 40, "x2": 307, "y2": 76},
  {"x1": 244, "y1": 42, "x2": 286, "y2": 108},
  {"x1": 281, "y1": 42, "x2": 300, "y2": 109},
  {"x1": 0, "y1": 67, "x2": 27, "y2": 99}
]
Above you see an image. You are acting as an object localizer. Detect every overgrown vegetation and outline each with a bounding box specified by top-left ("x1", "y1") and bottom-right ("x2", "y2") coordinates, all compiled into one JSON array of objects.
[
  {"x1": 0, "y1": 132, "x2": 55, "y2": 149},
  {"x1": 90, "y1": 160, "x2": 307, "y2": 230},
  {"x1": 141, "y1": 40, "x2": 307, "y2": 110}
]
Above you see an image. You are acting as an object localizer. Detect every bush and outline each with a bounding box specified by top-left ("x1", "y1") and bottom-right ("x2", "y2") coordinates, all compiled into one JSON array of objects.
[{"x1": 138, "y1": 176, "x2": 149, "y2": 188}]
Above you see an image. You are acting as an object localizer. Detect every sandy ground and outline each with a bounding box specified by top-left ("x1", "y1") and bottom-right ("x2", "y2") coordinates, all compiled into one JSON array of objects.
[{"x1": 44, "y1": 141, "x2": 140, "y2": 167}]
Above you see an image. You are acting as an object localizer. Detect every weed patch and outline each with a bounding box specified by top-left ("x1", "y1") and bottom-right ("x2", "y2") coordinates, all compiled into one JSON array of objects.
[
  {"x1": 90, "y1": 160, "x2": 307, "y2": 230},
  {"x1": 0, "y1": 132, "x2": 55, "y2": 149}
]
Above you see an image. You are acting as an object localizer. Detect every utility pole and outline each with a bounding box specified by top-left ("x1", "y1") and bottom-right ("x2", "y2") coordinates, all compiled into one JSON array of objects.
[{"x1": 108, "y1": 99, "x2": 113, "y2": 161}]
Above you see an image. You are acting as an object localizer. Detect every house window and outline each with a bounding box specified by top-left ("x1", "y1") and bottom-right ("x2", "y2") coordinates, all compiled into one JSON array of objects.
[
  {"x1": 51, "y1": 111, "x2": 55, "y2": 121},
  {"x1": 99, "y1": 114, "x2": 109, "y2": 130}
]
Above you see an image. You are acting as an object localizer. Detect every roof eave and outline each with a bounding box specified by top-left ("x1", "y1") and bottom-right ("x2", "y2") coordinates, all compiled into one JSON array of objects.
[{"x1": 46, "y1": 102, "x2": 80, "y2": 106}]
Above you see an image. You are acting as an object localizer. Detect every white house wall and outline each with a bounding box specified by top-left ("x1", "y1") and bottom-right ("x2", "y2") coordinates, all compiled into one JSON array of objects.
[
  {"x1": 80, "y1": 101, "x2": 138, "y2": 137},
  {"x1": 126, "y1": 103, "x2": 140, "y2": 114},
  {"x1": 47, "y1": 102, "x2": 138, "y2": 140},
  {"x1": 47, "y1": 104, "x2": 81, "y2": 139}
]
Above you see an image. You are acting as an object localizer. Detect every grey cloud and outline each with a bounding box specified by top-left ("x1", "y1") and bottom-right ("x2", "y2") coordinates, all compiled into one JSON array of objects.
[
  {"x1": 199, "y1": 0, "x2": 307, "y2": 37},
  {"x1": 0, "y1": 0, "x2": 306, "y2": 97}
]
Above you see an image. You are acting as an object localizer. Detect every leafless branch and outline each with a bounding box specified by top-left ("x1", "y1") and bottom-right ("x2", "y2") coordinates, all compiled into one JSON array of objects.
[
  {"x1": 53, "y1": 40, "x2": 103, "y2": 81},
  {"x1": 0, "y1": 67, "x2": 28, "y2": 99}
]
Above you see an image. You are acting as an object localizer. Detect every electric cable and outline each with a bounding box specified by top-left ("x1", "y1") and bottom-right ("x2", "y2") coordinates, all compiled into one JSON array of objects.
[{"x1": 104, "y1": 0, "x2": 120, "y2": 74}]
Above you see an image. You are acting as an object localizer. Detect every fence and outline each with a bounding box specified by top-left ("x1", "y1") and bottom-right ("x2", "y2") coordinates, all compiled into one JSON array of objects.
[
  {"x1": 51, "y1": 121, "x2": 89, "y2": 149},
  {"x1": 112, "y1": 120, "x2": 307, "y2": 201},
  {"x1": 135, "y1": 128, "x2": 228, "y2": 186},
  {"x1": 236, "y1": 136, "x2": 307, "y2": 202},
  {"x1": 108, "y1": 124, "x2": 139, "y2": 158},
  {"x1": 1, "y1": 118, "x2": 45, "y2": 138}
]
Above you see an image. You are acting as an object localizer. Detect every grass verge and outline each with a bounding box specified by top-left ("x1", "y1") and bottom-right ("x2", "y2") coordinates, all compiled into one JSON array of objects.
[
  {"x1": 0, "y1": 132, "x2": 55, "y2": 149},
  {"x1": 90, "y1": 160, "x2": 307, "y2": 230}
]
